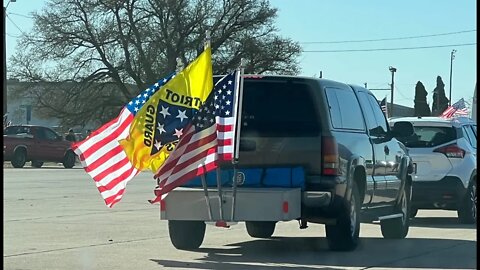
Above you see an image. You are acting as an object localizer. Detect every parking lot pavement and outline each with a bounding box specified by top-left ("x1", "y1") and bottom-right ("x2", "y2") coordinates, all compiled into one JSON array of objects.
[
  {"x1": 3, "y1": 161, "x2": 82, "y2": 168},
  {"x1": 3, "y1": 168, "x2": 477, "y2": 270}
]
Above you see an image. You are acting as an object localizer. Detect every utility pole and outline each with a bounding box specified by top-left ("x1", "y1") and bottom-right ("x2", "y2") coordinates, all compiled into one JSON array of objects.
[
  {"x1": 389, "y1": 66, "x2": 397, "y2": 117},
  {"x1": 449, "y1": 49, "x2": 457, "y2": 106}
]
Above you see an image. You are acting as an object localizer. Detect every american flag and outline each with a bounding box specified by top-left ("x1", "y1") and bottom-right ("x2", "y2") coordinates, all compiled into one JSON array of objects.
[
  {"x1": 441, "y1": 98, "x2": 469, "y2": 118},
  {"x1": 379, "y1": 97, "x2": 388, "y2": 118},
  {"x1": 150, "y1": 71, "x2": 240, "y2": 200},
  {"x1": 71, "y1": 73, "x2": 175, "y2": 208}
]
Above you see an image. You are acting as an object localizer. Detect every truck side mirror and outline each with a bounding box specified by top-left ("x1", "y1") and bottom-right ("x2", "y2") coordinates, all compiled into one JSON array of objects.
[{"x1": 391, "y1": 121, "x2": 414, "y2": 137}]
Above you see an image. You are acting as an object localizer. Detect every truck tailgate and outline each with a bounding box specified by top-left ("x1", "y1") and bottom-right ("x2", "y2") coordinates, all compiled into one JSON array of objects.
[{"x1": 160, "y1": 187, "x2": 301, "y2": 221}]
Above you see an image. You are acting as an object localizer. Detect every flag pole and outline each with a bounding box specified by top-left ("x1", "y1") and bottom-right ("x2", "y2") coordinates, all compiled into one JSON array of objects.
[
  {"x1": 230, "y1": 58, "x2": 245, "y2": 221},
  {"x1": 211, "y1": 29, "x2": 225, "y2": 222},
  {"x1": 216, "y1": 167, "x2": 224, "y2": 222},
  {"x1": 200, "y1": 173, "x2": 213, "y2": 221},
  {"x1": 199, "y1": 30, "x2": 214, "y2": 221}
]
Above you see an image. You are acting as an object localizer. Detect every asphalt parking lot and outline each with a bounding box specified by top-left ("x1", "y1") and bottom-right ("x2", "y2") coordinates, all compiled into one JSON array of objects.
[{"x1": 3, "y1": 164, "x2": 477, "y2": 270}]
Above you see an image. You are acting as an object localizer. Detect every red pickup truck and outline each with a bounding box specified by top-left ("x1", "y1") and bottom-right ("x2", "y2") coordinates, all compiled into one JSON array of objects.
[{"x1": 3, "y1": 125, "x2": 77, "y2": 168}]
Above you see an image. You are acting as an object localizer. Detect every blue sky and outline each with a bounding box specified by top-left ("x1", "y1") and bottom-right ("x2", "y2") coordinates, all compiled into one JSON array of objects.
[{"x1": 4, "y1": 0, "x2": 477, "y2": 109}]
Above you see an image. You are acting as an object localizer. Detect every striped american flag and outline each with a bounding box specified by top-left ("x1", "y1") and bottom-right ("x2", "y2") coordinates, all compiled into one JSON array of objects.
[
  {"x1": 71, "y1": 73, "x2": 175, "y2": 208},
  {"x1": 441, "y1": 98, "x2": 469, "y2": 119},
  {"x1": 151, "y1": 71, "x2": 240, "y2": 199}
]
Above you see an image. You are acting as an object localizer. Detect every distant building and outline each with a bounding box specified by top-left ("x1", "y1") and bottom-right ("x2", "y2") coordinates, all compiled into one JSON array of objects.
[
  {"x1": 6, "y1": 79, "x2": 100, "y2": 135},
  {"x1": 6, "y1": 79, "x2": 61, "y2": 128},
  {"x1": 389, "y1": 102, "x2": 415, "y2": 117},
  {"x1": 377, "y1": 99, "x2": 415, "y2": 118}
]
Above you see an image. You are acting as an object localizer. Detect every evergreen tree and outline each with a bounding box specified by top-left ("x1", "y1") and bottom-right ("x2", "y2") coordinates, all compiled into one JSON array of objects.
[
  {"x1": 414, "y1": 81, "x2": 431, "y2": 116},
  {"x1": 432, "y1": 76, "x2": 450, "y2": 116}
]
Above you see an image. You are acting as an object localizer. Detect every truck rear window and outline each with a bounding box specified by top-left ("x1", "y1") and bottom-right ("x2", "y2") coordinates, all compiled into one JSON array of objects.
[
  {"x1": 241, "y1": 79, "x2": 320, "y2": 137},
  {"x1": 396, "y1": 126, "x2": 456, "y2": 148}
]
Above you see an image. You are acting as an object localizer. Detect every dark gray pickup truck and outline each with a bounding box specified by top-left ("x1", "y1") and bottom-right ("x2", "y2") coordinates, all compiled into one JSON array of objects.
[{"x1": 160, "y1": 75, "x2": 415, "y2": 251}]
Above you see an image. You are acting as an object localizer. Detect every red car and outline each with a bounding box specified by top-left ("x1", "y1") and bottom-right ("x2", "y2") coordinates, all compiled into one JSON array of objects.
[{"x1": 3, "y1": 125, "x2": 77, "y2": 168}]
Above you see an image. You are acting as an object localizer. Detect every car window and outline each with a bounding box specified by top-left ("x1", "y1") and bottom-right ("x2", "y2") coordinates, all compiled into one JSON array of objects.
[
  {"x1": 462, "y1": 126, "x2": 477, "y2": 148},
  {"x1": 4, "y1": 126, "x2": 31, "y2": 135},
  {"x1": 366, "y1": 93, "x2": 388, "y2": 135},
  {"x1": 241, "y1": 79, "x2": 320, "y2": 137},
  {"x1": 35, "y1": 128, "x2": 47, "y2": 139},
  {"x1": 325, "y1": 87, "x2": 364, "y2": 130},
  {"x1": 396, "y1": 126, "x2": 456, "y2": 148},
  {"x1": 44, "y1": 128, "x2": 59, "y2": 140},
  {"x1": 357, "y1": 92, "x2": 380, "y2": 134}
]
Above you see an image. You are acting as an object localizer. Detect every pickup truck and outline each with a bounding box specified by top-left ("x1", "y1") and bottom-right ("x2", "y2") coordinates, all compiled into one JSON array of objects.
[
  {"x1": 3, "y1": 125, "x2": 77, "y2": 168},
  {"x1": 159, "y1": 75, "x2": 415, "y2": 251}
]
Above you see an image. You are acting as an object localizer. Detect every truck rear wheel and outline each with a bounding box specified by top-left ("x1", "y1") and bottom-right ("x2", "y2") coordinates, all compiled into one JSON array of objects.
[
  {"x1": 31, "y1": 160, "x2": 44, "y2": 168},
  {"x1": 245, "y1": 221, "x2": 276, "y2": 238},
  {"x1": 325, "y1": 182, "x2": 360, "y2": 251},
  {"x1": 380, "y1": 183, "x2": 411, "y2": 239},
  {"x1": 410, "y1": 208, "x2": 418, "y2": 218},
  {"x1": 63, "y1": 151, "x2": 76, "y2": 168},
  {"x1": 11, "y1": 150, "x2": 27, "y2": 168},
  {"x1": 168, "y1": 220, "x2": 205, "y2": 250}
]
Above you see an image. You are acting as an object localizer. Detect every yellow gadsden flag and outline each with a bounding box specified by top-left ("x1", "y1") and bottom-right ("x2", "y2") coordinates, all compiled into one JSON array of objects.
[{"x1": 119, "y1": 47, "x2": 213, "y2": 172}]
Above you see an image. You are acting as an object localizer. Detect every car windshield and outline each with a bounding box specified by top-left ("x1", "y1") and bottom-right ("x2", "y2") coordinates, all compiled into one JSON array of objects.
[{"x1": 396, "y1": 126, "x2": 457, "y2": 148}]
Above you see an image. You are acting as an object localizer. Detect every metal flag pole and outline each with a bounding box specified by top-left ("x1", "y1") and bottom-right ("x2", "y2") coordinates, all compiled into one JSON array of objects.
[
  {"x1": 230, "y1": 58, "x2": 245, "y2": 221},
  {"x1": 204, "y1": 30, "x2": 210, "y2": 49},
  {"x1": 199, "y1": 30, "x2": 214, "y2": 221},
  {"x1": 216, "y1": 168, "x2": 224, "y2": 221},
  {"x1": 200, "y1": 173, "x2": 214, "y2": 220}
]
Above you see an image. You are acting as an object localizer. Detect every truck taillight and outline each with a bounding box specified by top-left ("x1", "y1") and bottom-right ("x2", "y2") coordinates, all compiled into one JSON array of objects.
[
  {"x1": 433, "y1": 144, "x2": 465, "y2": 158},
  {"x1": 322, "y1": 136, "x2": 340, "y2": 175}
]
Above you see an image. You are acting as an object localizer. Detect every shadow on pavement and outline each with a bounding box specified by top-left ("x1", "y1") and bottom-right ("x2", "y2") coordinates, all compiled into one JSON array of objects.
[
  {"x1": 409, "y1": 216, "x2": 477, "y2": 229},
  {"x1": 151, "y1": 237, "x2": 476, "y2": 269}
]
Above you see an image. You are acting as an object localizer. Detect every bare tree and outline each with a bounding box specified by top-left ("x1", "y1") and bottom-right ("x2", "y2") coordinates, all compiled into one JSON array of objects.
[{"x1": 9, "y1": 0, "x2": 301, "y2": 128}]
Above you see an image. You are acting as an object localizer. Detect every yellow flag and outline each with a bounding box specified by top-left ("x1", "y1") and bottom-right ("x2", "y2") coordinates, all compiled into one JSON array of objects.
[{"x1": 119, "y1": 47, "x2": 213, "y2": 172}]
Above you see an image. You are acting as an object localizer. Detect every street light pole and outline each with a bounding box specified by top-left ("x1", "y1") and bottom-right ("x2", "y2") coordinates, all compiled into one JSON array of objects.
[
  {"x1": 389, "y1": 66, "x2": 397, "y2": 117},
  {"x1": 449, "y1": 49, "x2": 456, "y2": 106}
]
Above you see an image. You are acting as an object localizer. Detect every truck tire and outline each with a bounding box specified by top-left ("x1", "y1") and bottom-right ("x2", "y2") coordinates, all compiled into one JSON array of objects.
[
  {"x1": 63, "y1": 151, "x2": 76, "y2": 168},
  {"x1": 410, "y1": 208, "x2": 418, "y2": 218},
  {"x1": 325, "y1": 182, "x2": 360, "y2": 251},
  {"x1": 457, "y1": 181, "x2": 476, "y2": 224},
  {"x1": 380, "y1": 183, "x2": 411, "y2": 239},
  {"x1": 31, "y1": 160, "x2": 44, "y2": 168},
  {"x1": 11, "y1": 149, "x2": 27, "y2": 168},
  {"x1": 245, "y1": 221, "x2": 276, "y2": 238},
  {"x1": 168, "y1": 220, "x2": 205, "y2": 250}
]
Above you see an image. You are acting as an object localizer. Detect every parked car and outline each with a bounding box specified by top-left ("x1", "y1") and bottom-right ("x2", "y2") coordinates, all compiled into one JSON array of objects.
[
  {"x1": 389, "y1": 116, "x2": 477, "y2": 223},
  {"x1": 3, "y1": 125, "x2": 77, "y2": 168}
]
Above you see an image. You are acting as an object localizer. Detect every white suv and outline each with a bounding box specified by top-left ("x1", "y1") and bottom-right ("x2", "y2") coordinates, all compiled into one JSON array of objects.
[{"x1": 389, "y1": 116, "x2": 477, "y2": 224}]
